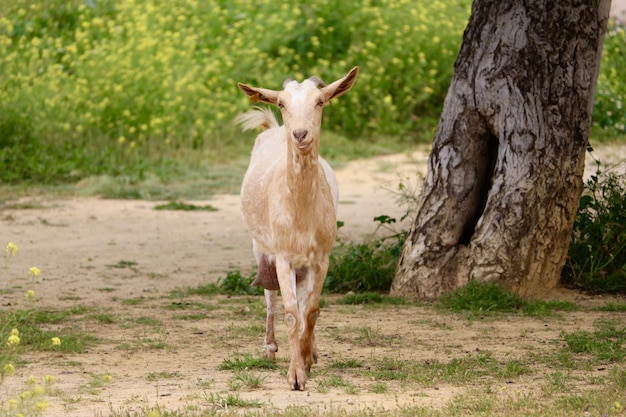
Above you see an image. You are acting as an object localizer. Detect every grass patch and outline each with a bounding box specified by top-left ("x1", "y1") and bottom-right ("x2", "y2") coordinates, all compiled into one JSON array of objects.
[
  {"x1": 326, "y1": 217, "x2": 406, "y2": 294},
  {"x1": 562, "y1": 320, "x2": 626, "y2": 362},
  {"x1": 219, "y1": 355, "x2": 278, "y2": 371},
  {"x1": 171, "y1": 270, "x2": 263, "y2": 298},
  {"x1": 336, "y1": 292, "x2": 406, "y2": 305},
  {"x1": 154, "y1": 201, "x2": 218, "y2": 211},
  {"x1": 436, "y1": 280, "x2": 578, "y2": 317}
]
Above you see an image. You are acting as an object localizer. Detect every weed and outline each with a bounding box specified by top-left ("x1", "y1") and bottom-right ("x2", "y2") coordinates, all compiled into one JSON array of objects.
[
  {"x1": 370, "y1": 381, "x2": 388, "y2": 394},
  {"x1": 330, "y1": 358, "x2": 364, "y2": 369},
  {"x1": 336, "y1": 292, "x2": 406, "y2": 305},
  {"x1": 147, "y1": 371, "x2": 179, "y2": 381},
  {"x1": 562, "y1": 163, "x2": 626, "y2": 293},
  {"x1": 562, "y1": 320, "x2": 626, "y2": 362},
  {"x1": 154, "y1": 201, "x2": 218, "y2": 211},
  {"x1": 205, "y1": 392, "x2": 262, "y2": 409},
  {"x1": 326, "y1": 216, "x2": 405, "y2": 293},
  {"x1": 596, "y1": 302, "x2": 626, "y2": 312},
  {"x1": 229, "y1": 370, "x2": 266, "y2": 390},
  {"x1": 79, "y1": 372, "x2": 113, "y2": 395},
  {"x1": 219, "y1": 354, "x2": 277, "y2": 371},
  {"x1": 107, "y1": 260, "x2": 139, "y2": 270},
  {"x1": 436, "y1": 280, "x2": 577, "y2": 317},
  {"x1": 217, "y1": 270, "x2": 264, "y2": 296}
]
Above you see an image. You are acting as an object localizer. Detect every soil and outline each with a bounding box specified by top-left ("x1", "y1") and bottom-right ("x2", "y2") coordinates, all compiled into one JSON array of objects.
[{"x1": 1, "y1": 145, "x2": 625, "y2": 416}]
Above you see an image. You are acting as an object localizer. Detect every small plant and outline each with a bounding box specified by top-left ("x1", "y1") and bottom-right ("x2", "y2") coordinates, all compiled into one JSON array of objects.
[
  {"x1": 436, "y1": 280, "x2": 525, "y2": 314},
  {"x1": 436, "y1": 280, "x2": 577, "y2": 317},
  {"x1": 229, "y1": 370, "x2": 266, "y2": 390},
  {"x1": 336, "y1": 292, "x2": 406, "y2": 305},
  {"x1": 562, "y1": 162, "x2": 626, "y2": 293},
  {"x1": 217, "y1": 271, "x2": 264, "y2": 296},
  {"x1": 154, "y1": 201, "x2": 218, "y2": 211},
  {"x1": 219, "y1": 354, "x2": 277, "y2": 371},
  {"x1": 562, "y1": 320, "x2": 626, "y2": 362},
  {"x1": 326, "y1": 215, "x2": 406, "y2": 293}
]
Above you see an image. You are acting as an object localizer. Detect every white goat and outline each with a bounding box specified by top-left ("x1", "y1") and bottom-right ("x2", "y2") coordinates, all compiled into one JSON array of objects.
[{"x1": 236, "y1": 67, "x2": 359, "y2": 390}]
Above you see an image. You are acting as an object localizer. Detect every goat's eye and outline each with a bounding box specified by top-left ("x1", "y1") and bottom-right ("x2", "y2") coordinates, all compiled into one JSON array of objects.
[
  {"x1": 316, "y1": 100, "x2": 324, "y2": 108},
  {"x1": 277, "y1": 102, "x2": 285, "y2": 110}
]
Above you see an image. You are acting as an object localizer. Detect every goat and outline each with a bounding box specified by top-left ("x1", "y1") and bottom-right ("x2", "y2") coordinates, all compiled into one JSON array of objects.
[{"x1": 236, "y1": 67, "x2": 359, "y2": 390}]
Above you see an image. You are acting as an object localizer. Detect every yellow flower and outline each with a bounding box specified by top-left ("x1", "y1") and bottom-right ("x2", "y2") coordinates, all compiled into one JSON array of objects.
[
  {"x1": 3, "y1": 363, "x2": 15, "y2": 376},
  {"x1": 5, "y1": 242, "x2": 18, "y2": 256},
  {"x1": 118, "y1": 135, "x2": 126, "y2": 145},
  {"x1": 25, "y1": 289, "x2": 36, "y2": 301},
  {"x1": 51, "y1": 337, "x2": 61, "y2": 346},
  {"x1": 7, "y1": 334, "x2": 20, "y2": 346},
  {"x1": 147, "y1": 409, "x2": 161, "y2": 417},
  {"x1": 29, "y1": 266, "x2": 40, "y2": 277},
  {"x1": 36, "y1": 401, "x2": 49, "y2": 411},
  {"x1": 26, "y1": 375, "x2": 37, "y2": 384},
  {"x1": 11, "y1": 328, "x2": 19, "y2": 336}
]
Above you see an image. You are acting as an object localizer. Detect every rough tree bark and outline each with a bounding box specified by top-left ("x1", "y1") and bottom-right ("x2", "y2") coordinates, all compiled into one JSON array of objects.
[{"x1": 391, "y1": 0, "x2": 611, "y2": 300}]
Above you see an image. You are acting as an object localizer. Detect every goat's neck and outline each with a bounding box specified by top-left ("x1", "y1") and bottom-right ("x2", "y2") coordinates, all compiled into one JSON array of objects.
[{"x1": 286, "y1": 144, "x2": 320, "y2": 204}]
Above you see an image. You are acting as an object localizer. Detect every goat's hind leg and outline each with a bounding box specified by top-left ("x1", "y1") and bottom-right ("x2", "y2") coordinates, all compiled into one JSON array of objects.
[{"x1": 263, "y1": 289, "x2": 278, "y2": 360}]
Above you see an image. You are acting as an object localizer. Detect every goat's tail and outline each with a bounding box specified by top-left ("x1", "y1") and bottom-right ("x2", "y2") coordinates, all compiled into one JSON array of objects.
[{"x1": 235, "y1": 107, "x2": 280, "y2": 132}]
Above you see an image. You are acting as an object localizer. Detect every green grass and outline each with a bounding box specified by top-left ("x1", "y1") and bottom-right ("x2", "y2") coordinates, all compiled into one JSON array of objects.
[
  {"x1": 154, "y1": 201, "x2": 218, "y2": 211},
  {"x1": 336, "y1": 292, "x2": 406, "y2": 305},
  {"x1": 1, "y1": 0, "x2": 622, "y2": 192},
  {"x1": 219, "y1": 355, "x2": 278, "y2": 371},
  {"x1": 436, "y1": 280, "x2": 578, "y2": 317},
  {"x1": 562, "y1": 320, "x2": 626, "y2": 362}
]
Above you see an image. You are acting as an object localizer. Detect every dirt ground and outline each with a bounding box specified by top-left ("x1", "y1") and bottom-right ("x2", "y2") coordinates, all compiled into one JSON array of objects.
[{"x1": 1, "y1": 145, "x2": 625, "y2": 416}]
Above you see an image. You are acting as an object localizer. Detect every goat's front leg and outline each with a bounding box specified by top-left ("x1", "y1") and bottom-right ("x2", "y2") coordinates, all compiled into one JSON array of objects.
[
  {"x1": 297, "y1": 262, "x2": 326, "y2": 372},
  {"x1": 276, "y1": 255, "x2": 307, "y2": 391},
  {"x1": 263, "y1": 289, "x2": 278, "y2": 360}
]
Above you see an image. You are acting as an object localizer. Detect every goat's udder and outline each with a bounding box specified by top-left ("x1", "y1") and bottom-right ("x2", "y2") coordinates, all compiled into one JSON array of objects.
[{"x1": 252, "y1": 254, "x2": 309, "y2": 290}]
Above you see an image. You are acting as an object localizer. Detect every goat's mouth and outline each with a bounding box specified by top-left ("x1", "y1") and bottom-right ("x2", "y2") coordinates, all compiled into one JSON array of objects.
[{"x1": 295, "y1": 141, "x2": 313, "y2": 153}]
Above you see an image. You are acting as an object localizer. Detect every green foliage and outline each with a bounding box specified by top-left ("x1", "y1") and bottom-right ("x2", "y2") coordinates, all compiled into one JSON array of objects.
[
  {"x1": 154, "y1": 201, "x2": 218, "y2": 211},
  {"x1": 0, "y1": 0, "x2": 472, "y2": 184},
  {"x1": 219, "y1": 354, "x2": 277, "y2": 371},
  {"x1": 562, "y1": 320, "x2": 626, "y2": 362},
  {"x1": 562, "y1": 164, "x2": 626, "y2": 293},
  {"x1": 325, "y1": 216, "x2": 405, "y2": 293},
  {"x1": 436, "y1": 280, "x2": 577, "y2": 316},
  {"x1": 593, "y1": 22, "x2": 626, "y2": 135},
  {"x1": 336, "y1": 292, "x2": 406, "y2": 305},
  {"x1": 0, "y1": 0, "x2": 624, "y2": 187},
  {"x1": 217, "y1": 270, "x2": 264, "y2": 296},
  {"x1": 436, "y1": 280, "x2": 526, "y2": 314}
]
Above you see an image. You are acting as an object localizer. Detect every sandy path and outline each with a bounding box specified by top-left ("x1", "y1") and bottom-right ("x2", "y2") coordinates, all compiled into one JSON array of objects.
[{"x1": 1, "y1": 144, "x2": 624, "y2": 416}]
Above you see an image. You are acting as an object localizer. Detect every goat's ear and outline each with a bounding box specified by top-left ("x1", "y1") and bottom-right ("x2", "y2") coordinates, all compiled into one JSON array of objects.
[
  {"x1": 238, "y1": 83, "x2": 280, "y2": 105},
  {"x1": 322, "y1": 66, "x2": 359, "y2": 103}
]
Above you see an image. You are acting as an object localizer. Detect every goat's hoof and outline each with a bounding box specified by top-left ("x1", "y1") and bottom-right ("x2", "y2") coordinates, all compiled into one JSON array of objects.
[
  {"x1": 263, "y1": 344, "x2": 277, "y2": 361},
  {"x1": 288, "y1": 368, "x2": 307, "y2": 391}
]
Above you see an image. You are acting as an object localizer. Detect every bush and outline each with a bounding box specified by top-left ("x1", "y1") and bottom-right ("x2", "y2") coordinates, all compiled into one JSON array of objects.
[
  {"x1": 325, "y1": 216, "x2": 405, "y2": 294},
  {"x1": 0, "y1": 0, "x2": 472, "y2": 184},
  {"x1": 562, "y1": 163, "x2": 626, "y2": 293}
]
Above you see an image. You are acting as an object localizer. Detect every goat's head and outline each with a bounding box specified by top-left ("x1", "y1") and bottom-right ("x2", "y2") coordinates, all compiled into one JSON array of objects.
[{"x1": 238, "y1": 67, "x2": 359, "y2": 155}]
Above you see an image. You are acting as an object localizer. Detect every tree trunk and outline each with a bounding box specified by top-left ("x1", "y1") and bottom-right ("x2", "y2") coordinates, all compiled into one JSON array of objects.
[{"x1": 391, "y1": 0, "x2": 611, "y2": 301}]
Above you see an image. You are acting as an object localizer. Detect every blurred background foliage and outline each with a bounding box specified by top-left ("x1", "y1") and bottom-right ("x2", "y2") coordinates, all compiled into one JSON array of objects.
[{"x1": 0, "y1": 0, "x2": 624, "y2": 188}]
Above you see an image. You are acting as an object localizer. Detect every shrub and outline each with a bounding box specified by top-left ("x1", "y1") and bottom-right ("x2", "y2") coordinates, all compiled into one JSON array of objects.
[
  {"x1": 562, "y1": 163, "x2": 626, "y2": 293},
  {"x1": 325, "y1": 216, "x2": 405, "y2": 294},
  {"x1": 0, "y1": 0, "x2": 472, "y2": 184}
]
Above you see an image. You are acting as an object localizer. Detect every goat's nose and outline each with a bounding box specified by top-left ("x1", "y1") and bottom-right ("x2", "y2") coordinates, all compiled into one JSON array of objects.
[{"x1": 292, "y1": 129, "x2": 308, "y2": 142}]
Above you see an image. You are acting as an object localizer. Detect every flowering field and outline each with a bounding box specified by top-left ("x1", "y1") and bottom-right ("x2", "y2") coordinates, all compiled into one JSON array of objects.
[{"x1": 0, "y1": 0, "x2": 624, "y2": 185}]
